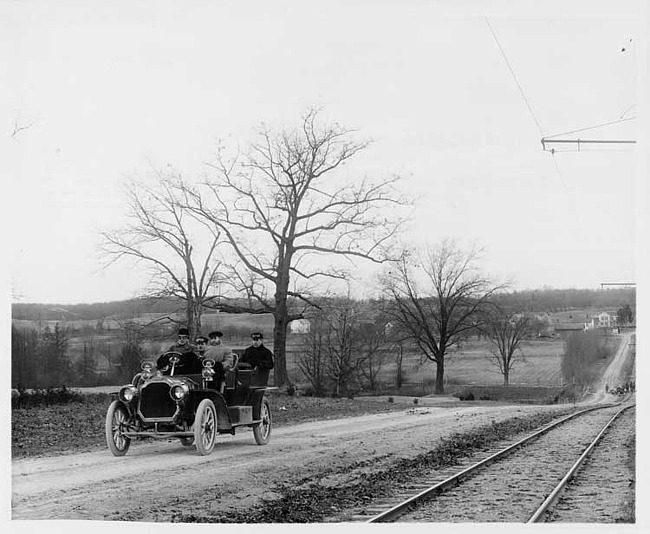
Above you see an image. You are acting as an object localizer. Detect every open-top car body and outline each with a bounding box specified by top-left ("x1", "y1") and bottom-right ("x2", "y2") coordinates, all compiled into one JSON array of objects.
[{"x1": 105, "y1": 351, "x2": 275, "y2": 456}]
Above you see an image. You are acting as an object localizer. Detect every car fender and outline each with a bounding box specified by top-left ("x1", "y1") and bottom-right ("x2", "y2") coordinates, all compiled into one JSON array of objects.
[{"x1": 190, "y1": 390, "x2": 231, "y2": 430}]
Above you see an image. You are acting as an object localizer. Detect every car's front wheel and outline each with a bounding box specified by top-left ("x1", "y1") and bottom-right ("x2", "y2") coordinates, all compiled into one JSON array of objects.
[
  {"x1": 193, "y1": 399, "x2": 217, "y2": 455},
  {"x1": 253, "y1": 397, "x2": 272, "y2": 445},
  {"x1": 105, "y1": 400, "x2": 131, "y2": 456}
]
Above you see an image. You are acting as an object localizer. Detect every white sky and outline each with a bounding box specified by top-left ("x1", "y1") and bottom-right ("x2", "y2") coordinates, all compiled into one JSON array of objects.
[{"x1": 2, "y1": 0, "x2": 647, "y2": 304}]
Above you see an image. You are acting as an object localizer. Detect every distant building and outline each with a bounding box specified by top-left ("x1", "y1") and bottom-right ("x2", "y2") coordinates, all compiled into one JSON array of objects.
[
  {"x1": 584, "y1": 311, "x2": 615, "y2": 330},
  {"x1": 597, "y1": 312, "x2": 613, "y2": 328},
  {"x1": 289, "y1": 318, "x2": 310, "y2": 334}
]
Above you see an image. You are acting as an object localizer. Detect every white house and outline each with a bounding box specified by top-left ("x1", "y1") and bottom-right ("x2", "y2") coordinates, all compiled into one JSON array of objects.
[
  {"x1": 289, "y1": 318, "x2": 311, "y2": 334},
  {"x1": 597, "y1": 312, "x2": 612, "y2": 328}
]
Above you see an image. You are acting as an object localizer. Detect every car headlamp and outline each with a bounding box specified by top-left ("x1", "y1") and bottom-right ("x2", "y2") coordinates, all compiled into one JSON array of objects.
[
  {"x1": 141, "y1": 361, "x2": 154, "y2": 372},
  {"x1": 119, "y1": 385, "x2": 137, "y2": 403},
  {"x1": 170, "y1": 383, "x2": 189, "y2": 401},
  {"x1": 202, "y1": 368, "x2": 215, "y2": 380}
]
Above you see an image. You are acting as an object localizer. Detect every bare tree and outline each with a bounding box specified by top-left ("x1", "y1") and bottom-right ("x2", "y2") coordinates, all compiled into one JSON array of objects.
[
  {"x1": 357, "y1": 317, "x2": 391, "y2": 391},
  {"x1": 297, "y1": 310, "x2": 330, "y2": 396},
  {"x1": 77, "y1": 325, "x2": 97, "y2": 386},
  {"x1": 323, "y1": 299, "x2": 364, "y2": 397},
  {"x1": 180, "y1": 109, "x2": 408, "y2": 385},
  {"x1": 483, "y1": 310, "x2": 530, "y2": 385},
  {"x1": 101, "y1": 173, "x2": 224, "y2": 338},
  {"x1": 381, "y1": 240, "x2": 502, "y2": 394}
]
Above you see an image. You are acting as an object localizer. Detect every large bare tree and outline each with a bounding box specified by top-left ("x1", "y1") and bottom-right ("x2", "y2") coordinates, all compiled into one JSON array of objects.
[
  {"x1": 101, "y1": 174, "x2": 223, "y2": 338},
  {"x1": 483, "y1": 310, "x2": 531, "y2": 385},
  {"x1": 180, "y1": 109, "x2": 407, "y2": 386},
  {"x1": 381, "y1": 240, "x2": 502, "y2": 394}
]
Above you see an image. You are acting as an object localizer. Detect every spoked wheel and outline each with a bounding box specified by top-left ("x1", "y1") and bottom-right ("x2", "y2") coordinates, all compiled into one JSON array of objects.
[
  {"x1": 193, "y1": 399, "x2": 217, "y2": 455},
  {"x1": 180, "y1": 436, "x2": 195, "y2": 447},
  {"x1": 105, "y1": 400, "x2": 132, "y2": 456},
  {"x1": 253, "y1": 397, "x2": 272, "y2": 445}
]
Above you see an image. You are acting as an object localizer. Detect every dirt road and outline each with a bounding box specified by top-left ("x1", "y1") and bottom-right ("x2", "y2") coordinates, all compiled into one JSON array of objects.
[
  {"x1": 588, "y1": 331, "x2": 634, "y2": 404},
  {"x1": 13, "y1": 402, "x2": 568, "y2": 521}
]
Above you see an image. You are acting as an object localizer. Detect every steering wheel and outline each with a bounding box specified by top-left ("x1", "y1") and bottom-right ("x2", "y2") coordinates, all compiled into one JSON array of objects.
[{"x1": 157, "y1": 351, "x2": 183, "y2": 373}]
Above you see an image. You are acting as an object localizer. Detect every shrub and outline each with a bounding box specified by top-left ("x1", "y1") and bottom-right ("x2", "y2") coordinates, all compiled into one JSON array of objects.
[
  {"x1": 456, "y1": 389, "x2": 475, "y2": 401},
  {"x1": 13, "y1": 386, "x2": 86, "y2": 409}
]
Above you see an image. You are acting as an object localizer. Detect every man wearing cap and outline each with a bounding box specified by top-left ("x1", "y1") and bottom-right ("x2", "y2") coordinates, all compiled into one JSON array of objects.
[
  {"x1": 240, "y1": 332, "x2": 274, "y2": 386},
  {"x1": 195, "y1": 335, "x2": 208, "y2": 358}
]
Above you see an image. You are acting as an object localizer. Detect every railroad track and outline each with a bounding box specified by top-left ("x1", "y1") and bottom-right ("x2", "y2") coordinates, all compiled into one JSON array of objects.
[{"x1": 359, "y1": 400, "x2": 634, "y2": 523}]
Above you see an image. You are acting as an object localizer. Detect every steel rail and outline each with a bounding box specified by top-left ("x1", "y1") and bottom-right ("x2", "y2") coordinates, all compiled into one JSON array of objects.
[
  {"x1": 366, "y1": 403, "x2": 619, "y2": 523},
  {"x1": 527, "y1": 403, "x2": 634, "y2": 523}
]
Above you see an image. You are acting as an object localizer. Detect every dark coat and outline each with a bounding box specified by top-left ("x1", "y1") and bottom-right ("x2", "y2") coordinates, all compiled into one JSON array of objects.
[{"x1": 240, "y1": 344, "x2": 274, "y2": 369}]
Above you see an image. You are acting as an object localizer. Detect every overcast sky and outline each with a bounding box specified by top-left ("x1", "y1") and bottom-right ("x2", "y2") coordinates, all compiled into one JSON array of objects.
[{"x1": 3, "y1": 0, "x2": 646, "y2": 305}]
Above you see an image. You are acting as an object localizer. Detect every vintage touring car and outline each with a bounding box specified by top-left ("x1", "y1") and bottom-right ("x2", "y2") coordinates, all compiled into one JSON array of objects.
[{"x1": 105, "y1": 351, "x2": 274, "y2": 456}]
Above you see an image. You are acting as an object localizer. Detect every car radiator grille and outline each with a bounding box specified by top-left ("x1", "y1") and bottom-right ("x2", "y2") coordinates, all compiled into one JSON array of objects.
[{"x1": 139, "y1": 382, "x2": 176, "y2": 419}]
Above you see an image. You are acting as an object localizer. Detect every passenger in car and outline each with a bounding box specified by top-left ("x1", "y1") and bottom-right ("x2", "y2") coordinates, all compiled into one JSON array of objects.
[
  {"x1": 195, "y1": 335, "x2": 208, "y2": 358},
  {"x1": 204, "y1": 331, "x2": 236, "y2": 393},
  {"x1": 240, "y1": 332, "x2": 274, "y2": 386}
]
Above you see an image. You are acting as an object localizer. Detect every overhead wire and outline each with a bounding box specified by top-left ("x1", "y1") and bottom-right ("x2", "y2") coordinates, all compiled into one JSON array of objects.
[
  {"x1": 543, "y1": 116, "x2": 636, "y2": 139},
  {"x1": 485, "y1": 17, "x2": 571, "y2": 192},
  {"x1": 485, "y1": 17, "x2": 545, "y2": 137}
]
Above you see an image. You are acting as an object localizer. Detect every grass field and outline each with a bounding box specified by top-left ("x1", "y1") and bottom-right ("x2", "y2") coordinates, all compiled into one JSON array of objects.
[{"x1": 442, "y1": 339, "x2": 565, "y2": 387}]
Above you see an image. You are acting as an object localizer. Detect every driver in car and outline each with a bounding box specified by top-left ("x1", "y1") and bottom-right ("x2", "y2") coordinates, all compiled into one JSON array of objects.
[{"x1": 157, "y1": 327, "x2": 202, "y2": 374}]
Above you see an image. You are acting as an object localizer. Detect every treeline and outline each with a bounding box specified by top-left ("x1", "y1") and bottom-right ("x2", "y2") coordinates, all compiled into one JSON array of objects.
[
  {"x1": 11, "y1": 322, "x2": 144, "y2": 390},
  {"x1": 12, "y1": 287, "x2": 635, "y2": 323},
  {"x1": 495, "y1": 287, "x2": 635, "y2": 313},
  {"x1": 12, "y1": 297, "x2": 183, "y2": 322}
]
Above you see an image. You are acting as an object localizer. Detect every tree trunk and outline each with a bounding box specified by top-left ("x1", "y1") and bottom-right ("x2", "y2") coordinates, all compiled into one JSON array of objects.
[
  {"x1": 503, "y1": 369, "x2": 509, "y2": 386},
  {"x1": 186, "y1": 302, "x2": 195, "y2": 339},
  {"x1": 273, "y1": 305, "x2": 289, "y2": 387},
  {"x1": 435, "y1": 356, "x2": 445, "y2": 395}
]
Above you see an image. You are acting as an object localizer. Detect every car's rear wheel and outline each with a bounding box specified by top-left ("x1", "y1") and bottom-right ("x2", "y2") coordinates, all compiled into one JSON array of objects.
[
  {"x1": 180, "y1": 436, "x2": 195, "y2": 447},
  {"x1": 105, "y1": 400, "x2": 131, "y2": 456},
  {"x1": 194, "y1": 399, "x2": 217, "y2": 455},
  {"x1": 253, "y1": 397, "x2": 272, "y2": 445}
]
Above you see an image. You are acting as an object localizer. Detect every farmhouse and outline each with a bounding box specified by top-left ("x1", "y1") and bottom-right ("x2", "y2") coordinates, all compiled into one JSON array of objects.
[{"x1": 583, "y1": 311, "x2": 616, "y2": 331}]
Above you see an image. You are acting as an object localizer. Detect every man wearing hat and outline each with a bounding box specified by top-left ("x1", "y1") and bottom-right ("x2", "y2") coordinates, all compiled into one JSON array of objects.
[
  {"x1": 158, "y1": 326, "x2": 200, "y2": 374},
  {"x1": 166, "y1": 327, "x2": 197, "y2": 354},
  {"x1": 240, "y1": 332, "x2": 274, "y2": 386}
]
